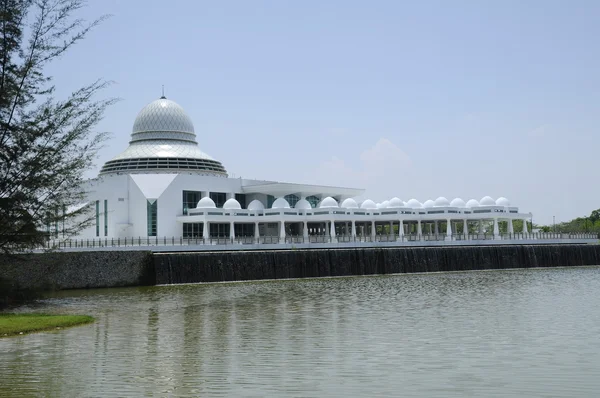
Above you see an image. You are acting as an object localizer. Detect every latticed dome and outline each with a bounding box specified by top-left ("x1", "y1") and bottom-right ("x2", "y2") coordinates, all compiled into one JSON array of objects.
[
  {"x1": 99, "y1": 97, "x2": 227, "y2": 176},
  {"x1": 131, "y1": 98, "x2": 196, "y2": 143}
]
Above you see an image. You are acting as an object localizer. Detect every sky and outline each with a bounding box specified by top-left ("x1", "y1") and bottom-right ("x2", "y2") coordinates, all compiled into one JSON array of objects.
[{"x1": 44, "y1": 0, "x2": 600, "y2": 225}]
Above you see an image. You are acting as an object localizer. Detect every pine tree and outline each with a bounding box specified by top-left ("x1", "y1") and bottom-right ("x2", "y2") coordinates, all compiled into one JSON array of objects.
[{"x1": 0, "y1": 0, "x2": 114, "y2": 253}]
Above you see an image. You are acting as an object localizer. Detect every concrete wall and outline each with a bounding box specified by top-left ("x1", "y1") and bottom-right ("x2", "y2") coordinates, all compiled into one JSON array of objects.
[
  {"x1": 0, "y1": 251, "x2": 155, "y2": 291},
  {"x1": 154, "y1": 244, "x2": 600, "y2": 285}
]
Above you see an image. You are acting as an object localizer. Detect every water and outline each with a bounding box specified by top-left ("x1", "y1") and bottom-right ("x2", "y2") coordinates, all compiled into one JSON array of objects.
[{"x1": 2, "y1": 267, "x2": 600, "y2": 397}]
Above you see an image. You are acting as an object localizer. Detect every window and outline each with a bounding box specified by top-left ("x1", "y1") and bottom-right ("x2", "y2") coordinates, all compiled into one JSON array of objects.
[
  {"x1": 210, "y1": 192, "x2": 226, "y2": 208},
  {"x1": 235, "y1": 193, "x2": 247, "y2": 209},
  {"x1": 147, "y1": 200, "x2": 157, "y2": 236},
  {"x1": 95, "y1": 200, "x2": 100, "y2": 237},
  {"x1": 306, "y1": 195, "x2": 319, "y2": 208},
  {"x1": 104, "y1": 200, "x2": 108, "y2": 236},
  {"x1": 183, "y1": 223, "x2": 203, "y2": 238},
  {"x1": 183, "y1": 190, "x2": 201, "y2": 215},
  {"x1": 284, "y1": 194, "x2": 299, "y2": 208},
  {"x1": 267, "y1": 195, "x2": 275, "y2": 208}
]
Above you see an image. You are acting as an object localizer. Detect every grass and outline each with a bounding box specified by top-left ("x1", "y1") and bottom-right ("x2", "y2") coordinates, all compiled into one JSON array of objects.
[{"x1": 0, "y1": 313, "x2": 94, "y2": 337}]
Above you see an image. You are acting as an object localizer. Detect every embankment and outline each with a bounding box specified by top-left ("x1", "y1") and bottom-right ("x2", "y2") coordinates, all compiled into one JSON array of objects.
[
  {"x1": 0, "y1": 251, "x2": 155, "y2": 293},
  {"x1": 154, "y1": 244, "x2": 600, "y2": 284},
  {"x1": 1, "y1": 245, "x2": 599, "y2": 295}
]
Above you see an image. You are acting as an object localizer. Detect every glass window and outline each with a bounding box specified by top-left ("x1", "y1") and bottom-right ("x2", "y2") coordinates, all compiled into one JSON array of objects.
[
  {"x1": 183, "y1": 190, "x2": 201, "y2": 215},
  {"x1": 284, "y1": 194, "x2": 299, "y2": 208},
  {"x1": 210, "y1": 192, "x2": 226, "y2": 208},
  {"x1": 183, "y1": 223, "x2": 203, "y2": 238},
  {"x1": 235, "y1": 193, "x2": 247, "y2": 209},
  {"x1": 104, "y1": 200, "x2": 108, "y2": 236},
  {"x1": 147, "y1": 200, "x2": 157, "y2": 236},
  {"x1": 267, "y1": 195, "x2": 275, "y2": 208},
  {"x1": 95, "y1": 200, "x2": 100, "y2": 237},
  {"x1": 306, "y1": 195, "x2": 320, "y2": 208}
]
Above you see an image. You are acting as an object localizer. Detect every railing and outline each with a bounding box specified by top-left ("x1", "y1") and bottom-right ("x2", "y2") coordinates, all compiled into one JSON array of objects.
[{"x1": 44, "y1": 232, "x2": 598, "y2": 249}]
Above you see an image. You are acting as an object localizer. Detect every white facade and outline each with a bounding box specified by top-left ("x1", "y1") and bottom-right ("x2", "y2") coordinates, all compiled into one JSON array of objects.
[{"x1": 77, "y1": 97, "x2": 534, "y2": 243}]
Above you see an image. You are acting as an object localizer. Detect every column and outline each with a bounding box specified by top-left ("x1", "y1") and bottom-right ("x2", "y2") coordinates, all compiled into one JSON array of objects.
[
  {"x1": 229, "y1": 221, "x2": 235, "y2": 241},
  {"x1": 478, "y1": 220, "x2": 483, "y2": 234},
  {"x1": 279, "y1": 221, "x2": 286, "y2": 243},
  {"x1": 446, "y1": 218, "x2": 452, "y2": 240},
  {"x1": 417, "y1": 220, "x2": 423, "y2": 237},
  {"x1": 371, "y1": 221, "x2": 376, "y2": 239},
  {"x1": 398, "y1": 220, "x2": 404, "y2": 241},
  {"x1": 522, "y1": 219, "x2": 528, "y2": 234},
  {"x1": 203, "y1": 221, "x2": 209, "y2": 240},
  {"x1": 351, "y1": 220, "x2": 357, "y2": 239},
  {"x1": 493, "y1": 218, "x2": 500, "y2": 239},
  {"x1": 389, "y1": 221, "x2": 393, "y2": 238},
  {"x1": 508, "y1": 219, "x2": 514, "y2": 235},
  {"x1": 303, "y1": 221, "x2": 309, "y2": 240},
  {"x1": 434, "y1": 220, "x2": 439, "y2": 235},
  {"x1": 463, "y1": 219, "x2": 468, "y2": 238},
  {"x1": 254, "y1": 222, "x2": 260, "y2": 243},
  {"x1": 330, "y1": 220, "x2": 337, "y2": 242}
]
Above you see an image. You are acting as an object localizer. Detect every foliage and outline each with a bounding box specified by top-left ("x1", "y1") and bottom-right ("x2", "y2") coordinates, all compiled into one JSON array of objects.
[
  {"x1": 0, "y1": 312, "x2": 94, "y2": 336},
  {"x1": 0, "y1": 0, "x2": 114, "y2": 254}
]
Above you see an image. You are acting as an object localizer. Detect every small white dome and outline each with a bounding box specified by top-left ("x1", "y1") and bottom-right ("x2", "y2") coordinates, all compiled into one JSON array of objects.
[
  {"x1": 450, "y1": 198, "x2": 466, "y2": 207},
  {"x1": 223, "y1": 198, "x2": 241, "y2": 210},
  {"x1": 406, "y1": 199, "x2": 423, "y2": 208},
  {"x1": 434, "y1": 196, "x2": 450, "y2": 207},
  {"x1": 341, "y1": 198, "x2": 359, "y2": 209},
  {"x1": 197, "y1": 197, "x2": 216, "y2": 209},
  {"x1": 247, "y1": 199, "x2": 265, "y2": 210},
  {"x1": 294, "y1": 199, "x2": 312, "y2": 210},
  {"x1": 319, "y1": 196, "x2": 339, "y2": 208},
  {"x1": 423, "y1": 200, "x2": 435, "y2": 208},
  {"x1": 496, "y1": 197, "x2": 511, "y2": 207},
  {"x1": 271, "y1": 197, "x2": 291, "y2": 209},
  {"x1": 466, "y1": 199, "x2": 480, "y2": 208},
  {"x1": 388, "y1": 197, "x2": 404, "y2": 208},
  {"x1": 480, "y1": 196, "x2": 495, "y2": 206},
  {"x1": 381, "y1": 200, "x2": 390, "y2": 208},
  {"x1": 376, "y1": 203, "x2": 382, "y2": 208},
  {"x1": 360, "y1": 199, "x2": 377, "y2": 209}
]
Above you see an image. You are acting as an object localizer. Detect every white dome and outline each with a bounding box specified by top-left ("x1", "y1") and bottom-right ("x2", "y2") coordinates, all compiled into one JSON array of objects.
[
  {"x1": 406, "y1": 199, "x2": 422, "y2": 208},
  {"x1": 466, "y1": 199, "x2": 480, "y2": 208},
  {"x1": 341, "y1": 198, "x2": 359, "y2": 209},
  {"x1": 197, "y1": 197, "x2": 216, "y2": 209},
  {"x1": 480, "y1": 196, "x2": 495, "y2": 206},
  {"x1": 388, "y1": 197, "x2": 404, "y2": 208},
  {"x1": 496, "y1": 197, "x2": 511, "y2": 207},
  {"x1": 271, "y1": 197, "x2": 290, "y2": 209},
  {"x1": 360, "y1": 199, "x2": 377, "y2": 209},
  {"x1": 450, "y1": 198, "x2": 466, "y2": 207},
  {"x1": 434, "y1": 196, "x2": 450, "y2": 207},
  {"x1": 381, "y1": 200, "x2": 390, "y2": 208},
  {"x1": 247, "y1": 199, "x2": 265, "y2": 210},
  {"x1": 376, "y1": 203, "x2": 382, "y2": 209},
  {"x1": 423, "y1": 200, "x2": 435, "y2": 208},
  {"x1": 223, "y1": 198, "x2": 241, "y2": 210},
  {"x1": 319, "y1": 196, "x2": 339, "y2": 208},
  {"x1": 295, "y1": 199, "x2": 312, "y2": 210},
  {"x1": 132, "y1": 98, "x2": 195, "y2": 142},
  {"x1": 99, "y1": 97, "x2": 226, "y2": 176}
]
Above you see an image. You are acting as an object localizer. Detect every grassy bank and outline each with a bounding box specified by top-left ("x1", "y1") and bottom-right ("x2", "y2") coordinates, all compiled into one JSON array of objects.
[{"x1": 0, "y1": 313, "x2": 94, "y2": 337}]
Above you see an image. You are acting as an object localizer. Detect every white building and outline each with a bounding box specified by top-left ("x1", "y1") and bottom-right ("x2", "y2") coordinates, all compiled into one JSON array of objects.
[{"x1": 78, "y1": 96, "x2": 535, "y2": 244}]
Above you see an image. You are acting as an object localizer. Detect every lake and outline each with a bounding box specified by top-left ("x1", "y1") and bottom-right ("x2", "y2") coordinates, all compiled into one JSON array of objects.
[{"x1": 2, "y1": 266, "x2": 600, "y2": 397}]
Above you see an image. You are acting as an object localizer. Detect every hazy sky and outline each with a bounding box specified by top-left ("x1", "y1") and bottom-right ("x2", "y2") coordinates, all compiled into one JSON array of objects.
[{"x1": 46, "y1": 0, "x2": 600, "y2": 225}]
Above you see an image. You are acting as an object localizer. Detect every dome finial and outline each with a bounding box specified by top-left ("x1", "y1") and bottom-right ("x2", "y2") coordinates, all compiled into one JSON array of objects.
[{"x1": 160, "y1": 85, "x2": 166, "y2": 99}]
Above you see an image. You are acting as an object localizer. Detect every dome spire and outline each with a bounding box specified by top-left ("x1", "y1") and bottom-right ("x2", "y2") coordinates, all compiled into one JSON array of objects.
[{"x1": 160, "y1": 84, "x2": 166, "y2": 99}]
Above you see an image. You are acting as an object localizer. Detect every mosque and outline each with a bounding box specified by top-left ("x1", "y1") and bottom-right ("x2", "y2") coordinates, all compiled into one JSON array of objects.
[{"x1": 78, "y1": 96, "x2": 533, "y2": 244}]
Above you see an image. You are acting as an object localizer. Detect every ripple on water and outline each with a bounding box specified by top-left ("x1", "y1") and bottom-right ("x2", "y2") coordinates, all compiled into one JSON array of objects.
[{"x1": 1, "y1": 267, "x2": 600, "y2": 397}]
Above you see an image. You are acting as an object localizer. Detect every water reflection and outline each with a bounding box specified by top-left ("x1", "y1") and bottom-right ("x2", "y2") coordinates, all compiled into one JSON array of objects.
[{"x1": 2, "y1": 267, "x2": 600, "y2": 397}]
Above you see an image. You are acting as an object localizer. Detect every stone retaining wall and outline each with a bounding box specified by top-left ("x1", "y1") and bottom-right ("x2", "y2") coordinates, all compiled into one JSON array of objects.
[{"x1": 0, "y1": 251, "x2": 154, "y2": 291}]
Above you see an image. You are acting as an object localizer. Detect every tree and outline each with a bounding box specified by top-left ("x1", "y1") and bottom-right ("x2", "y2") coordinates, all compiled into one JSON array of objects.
[{"x1": 0, "y1": 0, "x2": 114, "y2": 254}]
